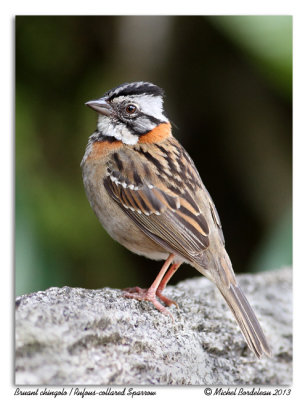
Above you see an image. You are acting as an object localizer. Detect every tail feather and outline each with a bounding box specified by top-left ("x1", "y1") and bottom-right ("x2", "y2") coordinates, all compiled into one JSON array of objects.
[{"x1": 219, "y1": 283, "x2": 271, "y2": 358}]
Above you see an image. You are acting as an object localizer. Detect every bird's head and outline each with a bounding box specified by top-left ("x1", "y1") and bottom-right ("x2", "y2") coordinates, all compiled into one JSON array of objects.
[{"x1": 86, "y1": 81, "x2": 170, "y2": 145}]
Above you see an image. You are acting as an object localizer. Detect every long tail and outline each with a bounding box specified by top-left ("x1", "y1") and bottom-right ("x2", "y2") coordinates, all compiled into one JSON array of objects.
[{"x1": 218, "y1": 282, "x2": 271, "y2": 358}]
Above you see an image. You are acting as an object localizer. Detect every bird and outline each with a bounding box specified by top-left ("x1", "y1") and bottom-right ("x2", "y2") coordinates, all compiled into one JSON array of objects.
[{"x1": 81, "y1": 81, "x2": 271, "y2": 358}]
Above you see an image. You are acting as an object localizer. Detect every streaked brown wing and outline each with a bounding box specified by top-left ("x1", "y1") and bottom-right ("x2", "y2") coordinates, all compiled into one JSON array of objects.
[{"x1": 103, "y1": 143, "x2": 211, "y2": 264}]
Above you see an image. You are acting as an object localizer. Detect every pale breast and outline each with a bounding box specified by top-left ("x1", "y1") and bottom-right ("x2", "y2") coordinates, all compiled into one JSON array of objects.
[{"x1": 82, "y1": 154, "x2": 168, "y2": 261}]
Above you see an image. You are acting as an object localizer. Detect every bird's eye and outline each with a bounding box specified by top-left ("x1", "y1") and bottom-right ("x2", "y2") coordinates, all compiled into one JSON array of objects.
[{"x1": 125, "y1": 104, "x2": 137, "y2": 114}]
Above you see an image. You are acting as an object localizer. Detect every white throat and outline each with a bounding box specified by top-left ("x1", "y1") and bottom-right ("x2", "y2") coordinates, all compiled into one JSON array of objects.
[{"x1": 97, "y1": 116, "x2": 139, "y2": 145}]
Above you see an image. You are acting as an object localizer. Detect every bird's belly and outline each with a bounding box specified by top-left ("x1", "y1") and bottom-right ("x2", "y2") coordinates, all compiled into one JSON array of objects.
[
  {"x1": 98, "y1": 203, "x2": 168, "y2": 260},
  {"x1": 82, "y1": 164, "x2": 168, "y2": 261}
]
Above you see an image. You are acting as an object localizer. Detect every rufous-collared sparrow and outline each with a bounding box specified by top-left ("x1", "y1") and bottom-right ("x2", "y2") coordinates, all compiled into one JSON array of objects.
[{"x1": 81, "y1": 81, "x2": 271, "y2": 358}]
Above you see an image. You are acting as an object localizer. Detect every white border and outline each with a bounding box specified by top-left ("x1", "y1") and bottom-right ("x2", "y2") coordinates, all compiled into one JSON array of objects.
[{"x1": 2, "y1": 1, "x2": 307, "y2": 398}]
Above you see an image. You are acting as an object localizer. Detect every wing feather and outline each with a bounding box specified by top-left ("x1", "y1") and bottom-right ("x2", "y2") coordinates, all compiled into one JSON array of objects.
[{"x1": 103, "y1": 142, "x2": 212, "y2": 264}]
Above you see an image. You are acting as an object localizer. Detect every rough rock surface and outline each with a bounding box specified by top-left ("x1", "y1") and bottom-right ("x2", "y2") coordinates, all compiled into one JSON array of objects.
[{"x1": 15, "y1": 268, "x2": 292, "y2": 385}]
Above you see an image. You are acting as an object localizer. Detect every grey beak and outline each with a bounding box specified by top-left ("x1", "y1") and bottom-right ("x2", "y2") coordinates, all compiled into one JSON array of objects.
[{"x1": 85, "y1": 98, "x2": 113, "y2": 117}]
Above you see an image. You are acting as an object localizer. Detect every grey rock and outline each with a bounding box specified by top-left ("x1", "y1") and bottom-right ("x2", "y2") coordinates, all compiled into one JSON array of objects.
[{"x1": 15, "y1": 268, "x2": 292, "y2": 385}]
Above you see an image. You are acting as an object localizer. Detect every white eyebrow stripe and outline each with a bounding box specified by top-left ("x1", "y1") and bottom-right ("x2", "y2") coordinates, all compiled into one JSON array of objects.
[{"x1": 111, "y1": 94, "x2": 168, "y2": 123}]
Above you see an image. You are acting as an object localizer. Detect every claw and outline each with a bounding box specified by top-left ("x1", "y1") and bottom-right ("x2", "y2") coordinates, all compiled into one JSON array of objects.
[
  {"x1": 123, "y1": 287, "x2": 174, "y2": 320},
  {"x1": 156, "y1": 289, "x2": 178, "y2": 308},
  {"x1": 122, "y1": 254, "x2": 181, "y2": 321}
]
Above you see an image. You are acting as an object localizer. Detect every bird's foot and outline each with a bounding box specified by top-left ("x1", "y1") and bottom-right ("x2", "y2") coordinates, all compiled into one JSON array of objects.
[
  {"x1": 156, "y1": 288, "x2": 178, "y2": 308},
  {"x1": 123, "y1": 286, "x2": 175, "y2": 319}
]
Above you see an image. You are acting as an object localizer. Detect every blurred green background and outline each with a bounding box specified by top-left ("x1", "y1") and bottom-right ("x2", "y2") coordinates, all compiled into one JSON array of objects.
[{"x1": 15, "y1": 16, "x2": 292, "y2": 296}]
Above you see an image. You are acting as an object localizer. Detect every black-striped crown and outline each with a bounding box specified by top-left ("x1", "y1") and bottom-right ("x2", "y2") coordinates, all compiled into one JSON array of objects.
[{"x1": 104, "y1": 81, "x2": 165, "y2": 101}]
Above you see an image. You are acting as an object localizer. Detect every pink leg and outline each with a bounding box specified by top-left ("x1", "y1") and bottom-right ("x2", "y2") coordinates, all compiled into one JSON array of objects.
[
  {"x1": 156, "y1": 262, "x2": 181, "y2": 307},
  {"x1": 123, "y1": 254, "x2": 178, "y2": 317}
]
